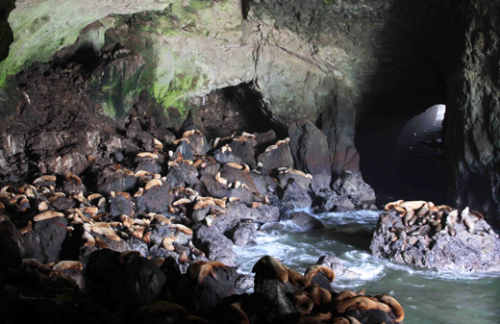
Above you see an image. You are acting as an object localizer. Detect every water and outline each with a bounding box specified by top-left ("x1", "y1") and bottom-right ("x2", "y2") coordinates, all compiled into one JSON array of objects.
[{"x1": 233, "y1": 210, "x2": 500, "y2": 324}]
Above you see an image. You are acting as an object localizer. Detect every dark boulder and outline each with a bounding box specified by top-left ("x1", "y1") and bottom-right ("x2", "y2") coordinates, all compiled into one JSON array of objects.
[
  {"x1": 136, "y1": 182, "x2": 174, "y2": 213},
  {"x1": 86, "y1": 249, "x2": 166, "y2": 308},
  {"x1": 257, "y1": 143, "x2": 294, "y2": 172},
  {"x1": 96, "y1": 168, "x2": 137, "y2": 195},
  {"x1": 289, "y1": 211, "x2": 325, "y2": 232},
  {"x1": 333, "y1": 171, "x2": 376, "y2": 202},
  {"x1": 194, "y1": 224, "x2": 235, "y2": 266},
  {"x1": 25, "y1": 216, "x2": 67, "y2": 263}
]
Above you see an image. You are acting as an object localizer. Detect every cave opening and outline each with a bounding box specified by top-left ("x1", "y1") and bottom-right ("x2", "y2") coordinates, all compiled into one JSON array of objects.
[
  {"x1": 356, "y1": 88, "x2": 451, "y2": 206},
  {"x1": 196, "y1": 82, "x2": 287, "y2": 142}
]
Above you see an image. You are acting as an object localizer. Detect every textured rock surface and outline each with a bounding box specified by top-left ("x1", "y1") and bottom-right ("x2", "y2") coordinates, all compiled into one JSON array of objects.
[
  {"x1": 445, "y1": 0, "x2": 500, "y2": 222},
  {"x1": 371, "y1": 210, "x2": 500, "y2": 271}
]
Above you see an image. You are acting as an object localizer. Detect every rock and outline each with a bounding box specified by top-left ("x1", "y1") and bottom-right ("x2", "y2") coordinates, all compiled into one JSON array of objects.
[
  {"x1": 213, "y1": 150, "x2": 243, "y2": 165},
  {"x1": 277, "y1": 171, "x2": 311, "y2": 190},
  {"x1": 0, "y1": 220, "x2": 23, "y2": 269},
  {"x1": 250, "y1": 170, "x2": 279, "y2": 195},
  {"x1": 250, "y1": 204, "x2": 281, "y2": 224},
  {"x1": 279, "y1": 179, "x2": 313, "y2": 210},
  {"x1": 226, "y1": 222, "x2": 257, "y2": 246},
  {"x1": 370, "y1": 210, "x2": 500, "y2": 271},
  {"x1": 86, "y1": 249, "x2": 166, "y2": 308},
  {"x1": 194, "y1": 224, "x2": 236, "y2": 266},
  {"x1": 257, "y1": 143, "x2": 295, "y2": 172},
  {"x1": 289, "y1": 212, "x2": 325, "y2": 232},
  {"x1": 228, "y1": 140, "x2": 256, "y2": 169},
  {"x1": 333, "y1": 171, "x2": 376, "y2": 202},
  {"x1": 165, "y1": 163, "x2": 200, "y2": 189},
  {"x1": 253, "y1": 276, "x2": 296, "y2": 323},
  {"x1": 173, "y1": 265, "x2": 238, "y2": 318},
  {"x1": 235, "y1": 274, "x2": 254, "y2": 290},
  {"x1": 108, "y1": 193, "x2": 134, "y2": 218},
  {"x1": 134, "y1": 161, "x2": 161, "y2": 174},
  {"x1": 50, "y1": 196, "x2": 76, "y2": 211},
  {"x1": 220, "y1": 164, "x2": 257, "y2": 192},
  {"x1": 135, "y1": 181, "x2": 174, "y2": 213},
  {"x1": 127, "y1": 237, "x2": 149, "y2": 257},
  {"x1": 200, "y1": 172, "x2": 230, "y2": 199},
  {"x1": 317, "y1": 254, "x2": 361, "y2": 279},
  {"x1": 288, "y1": 121, "x2": 331, "y2": 180},
  {"x1": 313, "y1": 189, "x2": 355, "y2": 212},
  {"x1": 25, "y1": 216, "x2": 67, "y2": 263},
  {"x1": 96, "y1": 168, "x2": 137, "y2": 195}
]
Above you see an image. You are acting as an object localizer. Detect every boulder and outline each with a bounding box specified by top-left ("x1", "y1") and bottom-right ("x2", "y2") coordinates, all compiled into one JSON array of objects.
[
  {"x1": 135, "y1": 181, "x2": 174, "y2": 213},
  {"x1": 288, "y1": 121, "x2": 331, "y2": 178},
  {"x1": 316, "y1": 254, "x2": 361, "y2": 279},
  {"x1": 86, "y1": 249, "x2": 166, "y2": 308},
  {"x1": 96, "y1": 168, "x2": 137, "y2": 195},
  {"x1": 280, "y1": 179, "x2": 313, "y2": 210},
  {"x1": 226, "y1": 221, "x2": 257, "y2": 246},
  {"x1": 25, "y1": 216, "x2": 67, "y2": 263},
  {"x1": 333, "y1": 171, "x2": 376, "y2": 202},
  {"x1": 370, "y1": 210, "x2": 500, "y2": 271},
  {"x1": 289, "y1": 211, "x2": 325, "y2": 232},
  {"x1": 194, "y1": 224, "x2": 236, "y2": 266},
  {"x1": 229, "y1": 140, "x2": 257, "y2": 170},
  {"x1": 257, "y1": 143, "x2": 294, "y2": 172}
]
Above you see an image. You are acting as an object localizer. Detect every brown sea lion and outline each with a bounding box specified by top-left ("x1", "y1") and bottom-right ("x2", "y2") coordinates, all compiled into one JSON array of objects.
[
  {"x1": 375, "y1": 294, "x2": 405, "y2": 322},
  {"x1": 304, "y1": 265, "x2": 334, "y2": 286},
  {"x1": 306, "y1": 284, "x2": 332, "y2": 306},
  {"x1": 334, "y1": 296, "x2": 391, "y2": 314},
  {"x1": 293, "y1": 290, "x2": 314, "y2": 315},
  {"x1": 287, "y1": 267, "x2": 308, "y2": 287},
  {"x1": 187, "y1": 261, "x2": 230, "y2": 284},
  {"x1": 252, "y1": 255, "x2": 288, "y2": 283}
]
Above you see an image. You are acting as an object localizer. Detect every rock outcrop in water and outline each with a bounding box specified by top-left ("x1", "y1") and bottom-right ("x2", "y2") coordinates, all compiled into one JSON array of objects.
[{"x1": 371, "y1": 201, "x2": 500, "y2": 271}]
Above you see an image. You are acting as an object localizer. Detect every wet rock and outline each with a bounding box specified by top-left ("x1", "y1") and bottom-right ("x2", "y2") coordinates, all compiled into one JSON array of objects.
[
  {"x1": 220, "y1": 164, "x2": 257, "y2": 192},
  {"x1": 250, "y1": 169, "x2": 279, "y2": 195},
  {"x1": 226, "y1": 221, "x2": 256, "y2": 246},
  {"x1": 250, "y1": 204, "x2": 280, "y2": 224},
  {"x1": 96, "y1": 168, "x2": 137, "y2": 195},
  {"x1": 50, "y1": 196, "x2": 76, "y2": 211},
  {"x1": 259, "y1": 222, "x2": 286, "y2": 232},
  {"x1": 257, "y1": 143, "x2": 294, "y2": 172},
  {"x1": 213, "y1": 150, "x2": 243, "y2": 165},
  {"x1": 253, "y1": 276, "x2": 296, "y2": 323},
  {"x1": 333, "y1": 171, "x2": 376, "y2": 202},
  {"x1": 174, "y1": 265, "x2": 238, "y2": 318},
  {"x1": 346, "y1": 309, "x2": 396, "y2": 324},
  {"x1": 0, "y1": 219, "x2": 23, "y2": 269},
  {"x1": 212, "y1": 202, "x2": 250, "y2": 234},
  {"x1": 194, "y1": 224, "x2": 235, "y2": 266},
  {"x1": 313, "y1": 189, "x2": 355, "y2": 212},
  {"x1": 108, "y1": 193, "x2": 134, "y2": 218},
  {"x1": 134, "y1": 161, "x2": 161, "y2": 174},
  {"x1": 165, "y1": 162, "x2": 200, "y2": 189},
  {"x1": 371, "y1": 210, "x2": 500, "y2": 271},
  {"x1": 135, "y1": 182, "x2": 174, "y2": 213},
  {"x1": 25, "y1": 216, "x2": 67, "y2": 263},
  {"x1": 235, "y1": 274, "x2": 254, "y2": 290},
  {"x1": 288, "y1": 121, "x2": 331, "y2": 179},
  {"x1": 277, "y1": 171, "x2": 311, "y2": 190},
  {"x1": 86, "y1": 249, "x2": 166, "y2": 308},
  {"x1": 200, "y1": 172, "x2": 230, "y2": 199},
  {"x1": 317, "y1": 254, "x2": 361, "y2": 279},
  {"x1": 289, "y1": 211, "x2": 324, "y2": 232},
  {"x1": 280, "y1": 179, "x2": 313, "y2": 210},
  {"x1": 229, "y1": 140, "x2": 257, "y2": 169}
]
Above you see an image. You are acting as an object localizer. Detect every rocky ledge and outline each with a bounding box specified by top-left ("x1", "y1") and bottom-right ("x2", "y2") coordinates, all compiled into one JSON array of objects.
[{"x1": 370, "y1": 201, "x2": 500, "y2": 272}]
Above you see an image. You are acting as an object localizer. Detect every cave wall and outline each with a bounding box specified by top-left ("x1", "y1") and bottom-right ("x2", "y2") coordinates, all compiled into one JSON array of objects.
[
  {"x1": 0, "y1": 0, "x2": 499, "y2": 218},
  {"x1": 445, "y1": 0, "x2": 500, "y2": 221}
]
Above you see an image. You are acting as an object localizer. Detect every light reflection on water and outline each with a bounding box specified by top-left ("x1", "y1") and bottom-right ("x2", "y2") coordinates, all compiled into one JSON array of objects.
[{"x1": 233, "y1": 210, "x2": 500, "y2": 324}]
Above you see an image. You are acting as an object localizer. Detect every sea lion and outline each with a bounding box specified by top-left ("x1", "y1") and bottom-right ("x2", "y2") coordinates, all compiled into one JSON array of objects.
[
  {"x1": 252, "y1": 255, "x2": 288, "y2": 283},
  {"x1": 402, "y1": 208, "x2": 415, "y2": 226},
  {"x1": 52, "y1": 260, "x2": 83, "y2": 271},
  {"x1": 393, "y1": 206, "x2": 406, "y2": 217},
  {"x1": 400, "y1": 201, "x2": 426, "y2": 211},
  {"x1": 169, "y1": 224, "x2": 193, "y2": 235},
  {"x1": 375, "y1": 294, "x2": 404, "y2": 322},
  {"x1": 461, "y1": 207, "x2": 475, "y2": 233},
  {"x1": 306, "y1": 284, "x2": 332, "y2": 306},
  {"x1": 293, "y1": 290, "x2": 314, "y2": 315},
  {"x1": 33, "y1": 211, "x2": 65, "y2": 222},
  {"x1": 145, "y1": 179, "x2": 162, "y2": 191},
  {"x1": 304, "y1": 265, "x2": 334, "y2": 286},
  {"x1": 332, "y1": 317, "x2": 350, "y2": 324},
  {"x1": 187, "y1": 261, "x2": 230, "y2": 284},
  {"x1": 287, "y1": 267, "x2": 308, "y2": 287},
  {"x1": 335, "y1": 291, "x2": 359, "y2": 302},
  {"x1": 334, "y1": 296, "x2": 391, "y2": 314},
  {"x1": 384, "y1": 200, "x2": 405, "y2": 211}
]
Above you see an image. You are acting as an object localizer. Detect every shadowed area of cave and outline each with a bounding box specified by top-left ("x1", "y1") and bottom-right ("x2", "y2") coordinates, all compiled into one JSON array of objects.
[{"x1": 356, "y1": 86, "x2": 452, "y2": 206}]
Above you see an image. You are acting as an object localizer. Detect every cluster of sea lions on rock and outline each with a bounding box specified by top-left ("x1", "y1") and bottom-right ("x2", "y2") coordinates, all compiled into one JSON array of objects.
[{"x1": 370, "y1": 200, "x2": 500, "y2": 271}]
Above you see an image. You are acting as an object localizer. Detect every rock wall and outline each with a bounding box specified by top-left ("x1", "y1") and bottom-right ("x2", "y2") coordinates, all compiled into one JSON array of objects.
[
  {"x1": 445, "y1": 0, "x2": 500, "y2": 222},
  {"x1": 0, "y1": 0, "x2": 499, "y2": 219}
]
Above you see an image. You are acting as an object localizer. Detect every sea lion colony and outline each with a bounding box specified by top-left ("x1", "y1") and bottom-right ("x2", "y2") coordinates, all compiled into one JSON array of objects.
[
  {"x1": 383, "y1": 200, "x2": 497, "y2": 241},
  {"x1": 0, "y1": 125, "x2": 400, "y2": 323}
]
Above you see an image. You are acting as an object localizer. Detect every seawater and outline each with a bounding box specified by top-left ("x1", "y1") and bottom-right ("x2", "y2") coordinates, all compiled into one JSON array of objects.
[{"x1": 233, "y1": 210, "x2": 500, "y2": 324}]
